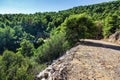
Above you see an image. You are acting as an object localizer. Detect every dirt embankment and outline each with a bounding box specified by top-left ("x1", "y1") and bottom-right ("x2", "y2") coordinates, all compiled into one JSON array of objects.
[{"x1": 36, "y1": 39, "x2": 120, "y2": 80}]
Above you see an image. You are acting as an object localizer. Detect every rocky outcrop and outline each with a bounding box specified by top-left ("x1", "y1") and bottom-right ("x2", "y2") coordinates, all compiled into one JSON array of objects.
[
  {"x1": 35, "y1": 46, "x2": 79, "y2": 80},
  {"x1": 108, "y1": 31, "x2": 120, "y2": 44}
]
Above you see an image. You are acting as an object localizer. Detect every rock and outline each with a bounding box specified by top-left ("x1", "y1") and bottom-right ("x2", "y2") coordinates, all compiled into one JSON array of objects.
[
  {"x1": 44, "y1": 72, "x2": 49, "y2": 79},
  {"x1": 36, "y1": 56, "x2": 69, "y2": 80},
  {"x1": 35, "y1": 44, "x2": 80, "y2": 80},
  {"x1": 36, "y1": 71, "x2": 45, "y2": 79},
  {"x1": 41, "y1": 78, "x2": 47, "y2": 80},
  {"x1": 109, "y1": 31, "x2": 120, "y2": 44}
]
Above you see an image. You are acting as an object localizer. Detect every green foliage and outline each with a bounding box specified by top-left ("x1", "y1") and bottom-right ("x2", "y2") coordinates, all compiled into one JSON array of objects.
[
  {"x1": 95, "y1": 21, "x2": 103, "y2": 39},
  {"x1": 0, "y1": 56, "x2": 2, "y2": 60},
  {"x1": 0, "y1": 26, "x2": 15, "y2": 52},
  {"x1": 34, "y1": 38, "x2": 44, "y2": 48},
  {"x1": 17, "y1": 39, "x2": 35, "y2": 57},
  {"x1": 103, "y1": 14, "x2": 120, "y2": 37},
  {"x1": 37, "y1": 38, "x2": 44, "y2": 44},
  {"x1": 35, "y1": 32, "x2": 69, "y2": 63},
  {"x1": 0, "y1": 50, "x2": 35, "y2": 80},
  {"x1": 62, "y1": 14, "x2": 98, "y2": 45},
  {"x1": 29, "y1": 58, "x2": 47, "y2": 74}
]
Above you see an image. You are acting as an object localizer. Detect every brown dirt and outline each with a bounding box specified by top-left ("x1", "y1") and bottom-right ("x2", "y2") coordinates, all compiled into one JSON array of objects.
[
  {"x1": 36, "y1": 39, "x2": 120, "y2": 80},
  {"x1": 67, "y1": 39, "x2": 120, "y2": 80}
]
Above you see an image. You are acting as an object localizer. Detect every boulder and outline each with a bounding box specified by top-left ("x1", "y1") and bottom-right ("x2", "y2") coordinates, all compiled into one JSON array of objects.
[{"x1": 108, "y1": 31, "x2": 120, "y2": 44}]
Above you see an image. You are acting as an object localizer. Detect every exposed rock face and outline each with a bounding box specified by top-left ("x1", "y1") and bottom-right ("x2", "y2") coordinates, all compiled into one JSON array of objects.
[
  {"x1": 35, "y1": 39, "x2": 120, "y2": 80},
  {"x1": 109, "y1": 31, "x2": 120, "y2": 44},
  {"x1": 35, "y1": 46, "x2": 78, "y2": 80}
]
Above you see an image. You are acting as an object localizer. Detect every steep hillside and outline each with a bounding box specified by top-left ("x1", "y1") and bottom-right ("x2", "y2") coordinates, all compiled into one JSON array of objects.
[
  {"x1": 60, "y1": 0, "x2": 120, "y2": 20},
  {"x1": 36, "y1": 39, "x2": 120, "y2": 80},
  {"x1": 0, "y1": 0, "x2": 119, "y2": 53}
]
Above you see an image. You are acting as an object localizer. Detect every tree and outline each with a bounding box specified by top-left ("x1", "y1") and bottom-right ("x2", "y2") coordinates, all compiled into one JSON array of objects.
[
  {"x1": 62, "y1": 14, "x2": 97, "y2": 45},
  {"x1": 34, "y1": 38, "x2": 44, "y2": 48},
  {"x1": 0, "y1": 26, "x2": 15, "y2": 53},
  {"x1": 35, "y1": 32, "x2": 69, "y2": 63},
  {"x1": 0, "y1": 50, "x2": 34, "y2": 80},
  {"x1": 103, "y1": 14, "x2": 120, "y2": 37},
  {"x1": 17, "y1": 39, "x2": 35, "y2": 57}
]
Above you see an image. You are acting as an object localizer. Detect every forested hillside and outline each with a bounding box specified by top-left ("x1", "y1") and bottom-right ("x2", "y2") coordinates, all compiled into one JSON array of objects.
[
  {"x1": 0, "y1": 0, "x2": 119, "y2": 53},
  {"x1": 0, "y1": 0, "x2": 120, "y2": 79}
]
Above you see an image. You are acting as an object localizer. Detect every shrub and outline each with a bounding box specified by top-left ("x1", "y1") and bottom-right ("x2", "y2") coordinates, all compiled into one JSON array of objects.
[
  {"x1": 35, "y1": 32, "x2": 69, "y2": 63},
  {"x1": 62, "y1": 14, "x2": 98, "y2": 45},
  {"x1": 0, "y1": 50, "x2": 35, "y2": 80},
  {"x1": 17, "y1": 39, "x2": 35, "y2": 57},
  {"x1": 103, "y1": 14, "x2": 120, "y2": 38}
]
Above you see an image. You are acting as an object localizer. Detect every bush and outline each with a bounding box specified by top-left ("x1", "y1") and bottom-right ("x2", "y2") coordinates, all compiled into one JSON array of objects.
[
  {"x1": 35, "y1": 32, "x2": 69, "y2": 63},
  {"x1": 17, "y1": 39, "x2": 35, "y2": 57},
  {"x1": 95, "y1": 21, "x2": 104, "y2": 39},
  {"x1": 62, "y1": 14, "x2": 98, "y2": 45},
  {"x1": 0, "y1": 50, "x2": 35, "y2": 80},
  {"x1": 103, "y1": 14, "x2": 120, "y2": 38}
]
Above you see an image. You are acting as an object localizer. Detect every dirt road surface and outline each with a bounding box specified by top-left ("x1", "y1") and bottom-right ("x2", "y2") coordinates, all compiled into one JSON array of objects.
[
  {"x1": 67, "y1": 39, "x2": 120, "y2": 80},
  {"x1": 36, "y1": 39, "x2": 120, "y2": 80}
]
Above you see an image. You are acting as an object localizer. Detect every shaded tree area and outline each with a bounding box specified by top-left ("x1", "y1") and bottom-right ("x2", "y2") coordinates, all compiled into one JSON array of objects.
[
  {"x1": 0, "y1": 50, "x2": 46, "y2": 80},
  {"x1": 103, "y1": 14, "x2": 120, "y2": 37},
  {"x1": 0, "y1": 50, "x2": 34, "y2": 80}
]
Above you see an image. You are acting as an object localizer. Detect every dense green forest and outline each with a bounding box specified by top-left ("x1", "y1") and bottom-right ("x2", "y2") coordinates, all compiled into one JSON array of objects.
[{"x1": 0, "y1": 0, "x2": 120, "y2": 79}]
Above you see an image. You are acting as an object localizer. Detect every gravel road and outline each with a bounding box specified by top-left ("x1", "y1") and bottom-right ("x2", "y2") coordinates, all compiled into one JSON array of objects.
[
  {"x1": 36, "y1": 39, "x2": 120, "y2": 80},
  {"x1": 67, "y1": 39, "x2": 120, "y2": 80}
]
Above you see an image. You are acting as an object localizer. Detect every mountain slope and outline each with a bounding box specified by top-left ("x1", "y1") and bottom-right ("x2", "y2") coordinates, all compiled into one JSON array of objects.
[
  {"x1": 36, "y1": 39, "x2": 120, "y2": 80},
  {"x1": 0, "y1": 1, "x2": 119, "y2": 53}
]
